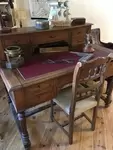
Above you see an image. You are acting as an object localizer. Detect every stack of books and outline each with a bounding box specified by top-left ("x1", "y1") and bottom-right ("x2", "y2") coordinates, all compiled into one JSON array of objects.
[{"x1": 39, "y1": 41, "x2": 69, "y2": 53}]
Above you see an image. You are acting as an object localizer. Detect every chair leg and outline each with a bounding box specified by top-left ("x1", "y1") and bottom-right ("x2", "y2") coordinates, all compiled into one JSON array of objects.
[
  {"x1": 50, "y1": 100, "x2": 54, "y2": 122},
  {"x1": 91, "y1": 106, "x2": 97, "y2": 131},
  {"x1": 69, "y1": 115, "x2": 74, "y2": 144}
]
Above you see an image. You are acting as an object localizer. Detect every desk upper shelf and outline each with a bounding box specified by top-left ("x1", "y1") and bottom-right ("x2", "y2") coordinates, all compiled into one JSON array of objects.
[{"x1": 0, "y1": 23, "x2": 92, "y2": 61}]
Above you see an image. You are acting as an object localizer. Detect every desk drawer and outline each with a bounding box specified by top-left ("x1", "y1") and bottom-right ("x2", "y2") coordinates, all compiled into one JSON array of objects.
[
  {"x1": 24, "y1": 80, "x2": 54, "y2": 95},
  {"x1": 2, "y1": 35, "x2": 29, "y2": 47},
  {"x1": 31, "y1": 30, "x2": 68, "y2": 44},
  {"x1": 24, "y1": 79, "x2": 54, "y2": 107},
  {"x1": 57, "y1": 73, "x2": 73, "y2": 91},
  {"x1": 72, "y1": 28, "x2": 86, "y2": 46},
  {"x1": 72, "y1": 36, "x2": 85, "y2": 46},
  {"x1": 72, "y1": 28, "x2": 86, "y2": 36},
  {"x1": 25, "y1": 90, "x2": 53, "y2": 107}
]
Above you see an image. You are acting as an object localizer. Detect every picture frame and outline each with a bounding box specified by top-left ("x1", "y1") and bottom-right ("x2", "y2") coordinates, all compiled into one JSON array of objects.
[{"x1": 28, "y1": 0, "x2": 58, "y2": 19}]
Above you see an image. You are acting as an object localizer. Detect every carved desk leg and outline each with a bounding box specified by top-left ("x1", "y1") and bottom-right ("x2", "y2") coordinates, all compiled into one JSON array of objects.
[
  {"x1": 7, "y1": 94, "x2": 21, "y2": 132},
  {"x1": 105, "y1": 77, "x2": 113, "y2": 107},
  {"x1": 18, "y1": 112, "x2": 31, "y2": 150},
  {"x1": 101, "y1": 77, "x2": 113, "y2": 107},
  {"x1": 5, "y1": 88, "x2": 31, "y2": 150}
]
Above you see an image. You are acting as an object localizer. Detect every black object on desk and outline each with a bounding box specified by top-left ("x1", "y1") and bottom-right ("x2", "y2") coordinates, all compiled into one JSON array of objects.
[
  {"x1": 32, "y1": 41, "x2": 69, "y2": 55},
  {"x1": 71, "y1": 17, "x2": 86, "y2": 26},
  {"x1": 39, "y1": 40, "x2": 69, "y2": 48}
]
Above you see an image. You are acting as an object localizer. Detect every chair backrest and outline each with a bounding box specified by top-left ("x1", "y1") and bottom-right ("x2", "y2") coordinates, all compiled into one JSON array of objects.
[
  {"x1": 91, "y1": 28, "x2": 101, "y2": 45},
  {"x1": 70, "y1": 57, "x2": 108, "y2": 114}
]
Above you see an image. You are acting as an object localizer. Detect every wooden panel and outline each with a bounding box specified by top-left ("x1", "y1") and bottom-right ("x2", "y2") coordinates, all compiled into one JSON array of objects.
[
  {"x1": 57, "y1": 73, "x2": 73, "y2": 91},
  {"x1": 0, "y1": 69, "x2": 22, "y2": 92},
  {"x1": 13, "y1": 89, "x2": 25, "y2": 112},
  {"x1": 31, "y1": 30, "x2": 68, "y2": 44},
  {"x1": 72, "y1": 27, "x2": 86, "y2": 46},
  {"x1": 24, "y1": 89, "x2": 54, "y2": 109},
  {"x1": 25, "y1": 91, "x2": 53, "y2": 108},
  {"x1": 2, "y1": 35, "x2": 30, "y2": 47},
  {"x1": 24, "y1": 80, "x2": 54, "y2": 94},
  {"x1": 72, "y1": 27, "x2": 86, "y2": 36},
  {"x1": 70, "y1": 44, "x2": 84, "y2": 52},
  {"x1": 72, "y1": 39, "x2": 84, "y2": 46}
]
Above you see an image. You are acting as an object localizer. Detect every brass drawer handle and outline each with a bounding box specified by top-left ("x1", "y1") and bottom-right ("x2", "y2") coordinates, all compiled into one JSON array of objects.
[
  {"x1": 77, "y1": 40, "x2": 82, "y2": 43},
  {"x1": 14, "y1": 40, "x2": 20, "y2": 44},
  {"x1": 50, "y1": 35, "x2": 55, "y2": 38},
  {"x1": 34, "y1": 95, "x2": 40, "y2": 99},
  {"x1": 37, "y1": 85, "x2": 40, "y2": 88},
  {"x1": 77, "y1": 31, "x2": 81, "y2": 35}
]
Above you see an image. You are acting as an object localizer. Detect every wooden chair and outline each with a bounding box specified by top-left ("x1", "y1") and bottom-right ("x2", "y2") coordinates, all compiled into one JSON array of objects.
[
  {"x1": 91, "y1": 28, "x2": 113, "y2": 49},
  {"x1": 91, "y1": 28, "x2": 102, "y2": 45},
  {"x1": 91, "y1": 28, "x2": 113, "y2": 106},
  {"x1": 50, "y1": 57, "x2": 108, "y2": 144}
]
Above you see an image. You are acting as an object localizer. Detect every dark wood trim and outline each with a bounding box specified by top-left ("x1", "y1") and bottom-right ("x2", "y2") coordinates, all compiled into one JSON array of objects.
[
  {"x1": 25, "y1": 102, "x2": 56, "y2": 118},
  {"x1": 0, "y1": 23, "x2": 92, "y2": 37},
  {"x1": 0, "y1": 38, "x2": 5, "y2": 60}
]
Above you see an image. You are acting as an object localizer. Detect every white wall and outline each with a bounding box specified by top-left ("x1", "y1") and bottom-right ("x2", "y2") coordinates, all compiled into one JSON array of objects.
[
  {"x1": 14, "y1": 0, "x2": 35, "y2": 27},
  {"x1": 69, "y1": 0, "x2": 113, "y2": 42},
  {"x1": 15, "y1": 0, "x2": 113, "y2": 42}
]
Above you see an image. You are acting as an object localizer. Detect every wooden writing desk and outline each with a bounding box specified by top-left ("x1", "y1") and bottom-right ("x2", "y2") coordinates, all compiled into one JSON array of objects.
[
  {"x1": 0, "y1": 24, "x2": 113, "y2": 149},
  {"x1": 1, "y1": 45, "x2": 113, "y2": 149}
]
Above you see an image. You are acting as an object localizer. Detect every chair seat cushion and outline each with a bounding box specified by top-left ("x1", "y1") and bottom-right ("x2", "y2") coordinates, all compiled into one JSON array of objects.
[{"x1": 53, "y1": 86, "x2": 97, "y2": 116}]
